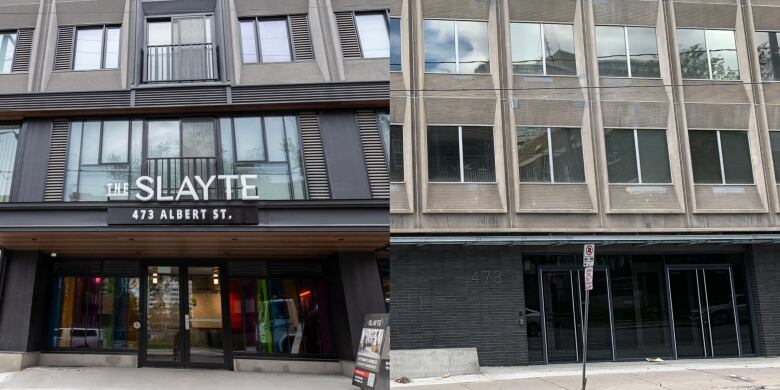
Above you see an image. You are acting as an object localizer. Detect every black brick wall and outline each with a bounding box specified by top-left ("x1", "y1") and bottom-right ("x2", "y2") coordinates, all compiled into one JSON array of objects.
[
  {"x1": 750, "y1": 245, "x2": 780, "y2": 356},
  {"x1": 390, "y1": 245, "x2": 527, "y2": 366}
]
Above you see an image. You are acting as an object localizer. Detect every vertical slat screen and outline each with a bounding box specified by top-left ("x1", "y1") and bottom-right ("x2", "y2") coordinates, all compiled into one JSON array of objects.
[
  {"x1": 298, "y1": 112, "x2": 331, "y2": 199},
  {"x1": 289, "y1": 14, "x2": 314, "y2": 61},
  {"x1": 53, "y1": 26, "x2": 75, "y2": 71},
  {"x1": 335, "y1": 12, "x2": 362, "y2": 58},
  {"x1": 356, "y1": 110, "x2": 389, "y2": 199},
  {"x1": 44, "y1": 120, "x2": 69, "y2": 201},
  {"x1": 12, "y1": 28, "x2": 34, "y2": 72}
]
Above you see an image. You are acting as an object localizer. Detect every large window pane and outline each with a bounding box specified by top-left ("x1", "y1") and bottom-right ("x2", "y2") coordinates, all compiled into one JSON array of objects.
[
  {"x1": 0, "y1": 33, "x2": 16, "y2": 73},
  {"x1": 462, "y1": 127, "x2": 495, "y2": 182},
  {"x1": 596, "y1": 26, "x2": 628, "y2": 77},
  {"x1": 182, "y1": 121, "x2": 215, "y2": 158},
  {"x1": 550, "y1": 128, "x2": 585, "y2": 182},
  {"x1": 689, "y1": 130, "x2": 722, "y2": 184},
  {"x1": 423, "y1": 20, "x2": 456, "y2": 73},
  {"x1": 517, "y1": 127, "x2": 551, "y2": 182},
  {"x1": 258, "y1": 20, "x2": 292, "y2": 63},
  {"x1": 678, "y1": 29, "x2": 709, "y2": 79},
  {"x1": 757, "y1": 31, "x2": 780, "y2": 81},
  {"x1": 389, "y1": 17, "x2": 401, "y2": 71},
  {"x1": 81, "y1": 121, "x2": 101, "y2": 165},
  {"x1": 356, "y1": 13, "x2": 390, "y2": 59},
  {"x1": 511, "y1": 23, "x2": 543, "y2": 75},
  {"x1": 0, "y1": 126, "x2": 19, "y2": 202},
  {"x1": 390, "y1": 125, "x2": 404, "y2": 182},
  {"x1": 101, "y1": 121, "x2": 129, "y2": 164},
  {"x1": 457, "y1": 21, "x2": 490, "y2": 74},
  {"x1": 628, "y1": 27, "x2": 660, "y2": 78},
  {"x1": 638, "y1": 129, "x2": 671, "y2": 183},
  {"x1": 605, "y1": 129, "x2": 638, "y2": 183},
  {"x1": 706, "y1": 30, "x2": 739, "y2": 80},
  {"x1": 104, "y1": 27, "x2": 120, "y2": 68},
  {"x1": 74, "y1": 28, "x2": 104, "y2": 70},
  {"x1": 427, "y1": 126, "x2": 460, "y2": 182},
  {"x1": 720, "y1": 131, "x2": 753, "y2": 184},
  {"x1": 284, "y1": 116, "x2": 306, "y2": 199},
  {"x1": 264, "y1": 117, "x2": 288, "y2": 162},
  {"x1": 147, "y1": 21, "x2": 172, "y2": 46},
  {"x1": 147, "y1": 121, "x2": 180, "y2": 158},
  {"x1": 234, "y1": 117, "x2": 265, "y2": 161},
  {"x1": 770, "y1": 132, "x2": 780, "y2": 181},
  {"x1": 544, "y1": 24, "x2": 576, "y2": 75},
  {"x1": 240, "y1": 21, "x2": 258, "y2": 63}
]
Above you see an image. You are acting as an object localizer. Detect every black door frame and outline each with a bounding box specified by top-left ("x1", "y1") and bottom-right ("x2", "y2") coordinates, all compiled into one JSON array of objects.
[
  {"x1": 139, "y1": 259, "x2": 232, "y2": 369},
  {"x1": 537, "y1": 266, "x2": 615, "y2": 364},
  {"x1": 665, "y1": 264, "x2": 742, "y2": 359}
]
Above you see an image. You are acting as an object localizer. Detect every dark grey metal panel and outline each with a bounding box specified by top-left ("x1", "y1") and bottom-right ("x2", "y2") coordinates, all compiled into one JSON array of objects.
[
  {"x1": 12, "y1": 28, "x2": 34, "y2": 73},
  {"x1": 140, "y1": 0, "x2": 216, "y2": 15},
  {"x1": 356, "y1": 110, "x2": 389, "y2": 199},
  {"x1": 44, "y1": 120, "x2": 68, "y2": 202},
  {"x1": 290, "y1": 14, "x2": 315, "y2": 61},
  {"x1": 54, "y1": 26, "x2": 75, "y2": 71},
  {"x1": 11, "y1": 120, "x2": 51, "y2": 203},
  {"x1": 335, "y1": 12, "x2": 362, "y2": 58},
  {"x1": 299, "y1": 112, "x2": 331, "y2": 199},
  {"x1": 320, "y1": 111, "x2": 372, "y2": 200},
  {"x1": 0, "y1": 251, "x2": 45, "y2": 352}
]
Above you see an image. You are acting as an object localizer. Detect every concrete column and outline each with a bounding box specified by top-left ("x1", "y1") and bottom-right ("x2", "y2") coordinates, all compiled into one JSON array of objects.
[
  {"x1": 0, "y1": 251, "x2": 47, "y2": 352},
  {"x1": 750, "y1": 245, "x2": 780, "y2": 356}
]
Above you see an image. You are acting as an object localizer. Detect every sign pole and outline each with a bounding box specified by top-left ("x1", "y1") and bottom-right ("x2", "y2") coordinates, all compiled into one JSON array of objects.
[
  {"x1": 581, "y1": 244, "x2": 595, "y2": 390},
  {"x1": 581, "y1": 288, "x2": 589, "y2": 390}
]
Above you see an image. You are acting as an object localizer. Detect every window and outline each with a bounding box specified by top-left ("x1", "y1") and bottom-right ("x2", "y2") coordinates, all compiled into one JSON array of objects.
[
  {"x1": 424, "y1": 19, "x2": 490, "y2": 74},
  {"x1": 377, "y1": 112, "x2": 403, "y2": 182},
  {"x1": 65, "y1": 120, "x2": 141, "y2": 201},
  {"x1": 48, "y1": 273, "x2": 140, "y2": 350},
  {"x1": 0, "y1": 32, "x2": 16, "y2": 73},
  {"x1": 0, "y1": 126, "x2": 19, "y2": 202},
  {"x1": 355, "y1": 13, "x2": 390, "y2": 59},
  {"x1": 596, "y1": 26, "x2": 660, "y2": 78},
  {"x1": 146, "y1": 16, "x2": 215, "y2": 82},
  {"x1": 771, "y1": 132, "x2": 780, "y2": 181},
  {"x1": 427, "y1": 126, "x2": 495, "y2": 183},
  {"x1": 689, "y1": 130, "x2": 753, "y2": 184},
  {"x1": 229, "y1": 277, "x2": 334, "y2": 356},
  {"x1": 511, "y1": 23, "x2": 576, "y2": 76},
  {"x1": 517, "y1": 127, "x2": 585, "y2": 183},
  {"x1": 756, "y1": 31, "x2": 780, "y2": 81},
  {"x1": 605, "y1": 129, "x2": 671, "y2": 184},
  {"x1": 240, "y1": 18, "x2": 292, "y2": 63},
  {"x1": 219, "y1": 116, "x2": 306, "y2": 200},
  {"x1": 389, "y1": 17, "x2": 401, "y2": 71},
  {"x1": 73, "y1": 26, "x2": 120, "y2": 70},
  {"x1": 677, "y1": 29, "x2": 739, "y2": 80}
]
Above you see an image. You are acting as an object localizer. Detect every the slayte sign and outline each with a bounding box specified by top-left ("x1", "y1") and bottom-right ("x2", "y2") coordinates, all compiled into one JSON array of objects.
[{"x1": 106, "y1": 175, "x2": 262, "y2": 202}]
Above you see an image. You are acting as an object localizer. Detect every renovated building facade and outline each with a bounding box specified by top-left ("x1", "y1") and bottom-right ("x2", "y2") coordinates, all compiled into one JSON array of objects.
[
  {"x1": 0, "y1": 0, "x2": 390, "y2": 374},
  {"x1": 390, "y1": 0, "x2": 780, "y2": 370}
]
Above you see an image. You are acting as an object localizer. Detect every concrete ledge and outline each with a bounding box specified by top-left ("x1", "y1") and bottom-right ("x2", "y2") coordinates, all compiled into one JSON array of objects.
[
  {"x1": 390, "y1": 348, "x2": 480, "y2": 379},
  {"x1": 38, "y1": 353, "x2": 137, "y2": 368},
  {"x1": 0, "y1": 352, "x2": 39, "y2": 372},
  {"x1": 233, "y1": 358, "x2": 343, "y2": 375},
  {"x1": 340, "y1": 360, "x2": 355, "y2": 377}
]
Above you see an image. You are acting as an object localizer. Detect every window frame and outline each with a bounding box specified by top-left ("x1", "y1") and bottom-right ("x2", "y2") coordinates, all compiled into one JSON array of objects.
[
  {"x1": 239, "y1": 16, "x2": 294, "y2": 64},
  {"x1": 511, "y1": 22, "x2": 576, "y2": 76},
  {"x1": 595, "y1": 25, "x2": 660, "y2": 79},
  {"x1": 677, "y1": 28, "x2": 740, "y2": 81},
  {"x1": 72, "y1": 25, "x2": 121, "y2": 71},
  {"x1": 604, "y1": 128, "x2": 672, "y2": 184},
  {"x1": 427, "y1": 125, "x2": 496, "y2": 184},
  {"x1": 689, "y1": 129, "x2": 754, "y2": 185},
  {"x1": 516, "y1": 127, "x2": 586, "y2": 184},
  {"x1": 354, "y1": 11, "x2": 391, "y2": 59},
  {"x1": 423, "y1": 19, "x2": 491, "y2": 75},
  {"x1": 389, "y1": 16, "x2": 401, "y2": 72}
]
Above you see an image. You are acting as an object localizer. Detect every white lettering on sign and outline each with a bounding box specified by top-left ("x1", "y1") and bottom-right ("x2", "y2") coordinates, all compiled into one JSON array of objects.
[{"x1": 108, "y1": 175, "x2": 263, "y2": 202}]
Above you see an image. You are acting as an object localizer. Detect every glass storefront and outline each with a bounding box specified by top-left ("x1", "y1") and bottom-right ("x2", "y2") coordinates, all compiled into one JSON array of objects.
[{"x1": 524, "y1": 253, "x2": 755, "y2": 364}]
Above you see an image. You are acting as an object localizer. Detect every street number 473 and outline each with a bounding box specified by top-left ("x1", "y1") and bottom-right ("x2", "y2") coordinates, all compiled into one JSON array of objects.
[{"x1": 472, "y1": 271, "x2": 502, "y2": 285}]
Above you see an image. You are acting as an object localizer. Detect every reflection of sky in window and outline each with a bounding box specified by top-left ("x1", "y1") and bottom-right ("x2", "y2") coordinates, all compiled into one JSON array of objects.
[
  {"x1": 424, "y1": 20, "x2": 456, "y2": 73},
  {"x1": 259, "y1": 20, "x2": 291, "y2": 63},
  {"x1": 356, "y1": 14, "x2": 390, "y2": 58},
  {"x1": 390, "y1": 18, "x2": 401, "y2": 70},
  {"x1": 457, "y1": 21, "x2": 489, "y2": 73},
  {"x1": 596, "y1": 26, "x2": 627, "y2": 76},
  {"x1": 240, "y1": 21, "x2": 257, "y2": 63},
  {"x1": 147, "y1": 121, "x2": 180, "y2": 158},
  {"x1": 74, "y1": 28, "x2": 104, "y2": 70},
  {"x1": 706, "y1": 29, "x2": 739, "y2": 79},
  {"x1": 511, "y1": 23, "x2": 542, "y2": 65},
  {"x1": 0, "y1": 33, "x2": 15, "y2": 73}
]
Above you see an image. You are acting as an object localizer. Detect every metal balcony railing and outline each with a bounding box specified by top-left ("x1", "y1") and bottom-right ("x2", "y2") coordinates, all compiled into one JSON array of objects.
[{"x1": 143, "y1": 43, "x2": 218, "y2": 83}]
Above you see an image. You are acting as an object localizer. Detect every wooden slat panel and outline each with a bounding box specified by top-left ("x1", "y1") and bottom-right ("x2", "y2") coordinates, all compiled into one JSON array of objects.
[
  {"x1": 290, "y1": 14, "x2": 314, "y2": 61},
  {"x1": 12, "y1": 28, "x2": 34, "y2": 72},
  {"x1": 299, "y1": 112, "x2": 331, "y2": 199},
  {"x1": 356, "y1": 110, "x2": 389, "y2": 199},
  {"x1": 44, "y1": 120, "x2": 69, "y2": 201},
  {"x1": 335, "y1": 12, "x2": 362, "y2": 58},
  {"x1": 54, "y1": 26, "x2": 75, "y2": 71}
]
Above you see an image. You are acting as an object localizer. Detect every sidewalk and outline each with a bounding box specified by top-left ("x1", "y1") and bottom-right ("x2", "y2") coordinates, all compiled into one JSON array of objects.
[
  {"x1": 0, "y1": 367, "x2": 355, "y2": 390},
  {"x1": 392, "y1": 357, "x2": 780, "y2": 390}
]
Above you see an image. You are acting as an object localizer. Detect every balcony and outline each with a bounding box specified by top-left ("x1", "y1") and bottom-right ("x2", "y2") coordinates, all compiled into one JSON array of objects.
[{"x1": 143, "y1": 43, "x2": 218, "y2": 83}]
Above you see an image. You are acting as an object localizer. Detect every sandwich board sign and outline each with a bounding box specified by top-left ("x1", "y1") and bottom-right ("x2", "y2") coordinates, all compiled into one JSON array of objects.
[{"x1": 353, "y1": 313, "x2": 390, "y2": 390}]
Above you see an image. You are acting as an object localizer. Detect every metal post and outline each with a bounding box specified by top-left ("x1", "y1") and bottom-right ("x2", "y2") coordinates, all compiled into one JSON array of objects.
[{"x1": 582, "y1": 288, "x2": 590, "y2": 390}]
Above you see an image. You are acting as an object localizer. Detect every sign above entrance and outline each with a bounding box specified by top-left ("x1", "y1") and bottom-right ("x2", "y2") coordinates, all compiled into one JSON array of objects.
[
  {"x1": 106, "y1": 175, "x2": 263, "y2": 202},
  {"x1": 107, "y1": 206, "x2": 259, "y2": 225}
]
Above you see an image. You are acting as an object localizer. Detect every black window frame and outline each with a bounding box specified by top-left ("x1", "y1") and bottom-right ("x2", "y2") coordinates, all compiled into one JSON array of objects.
[
  {"x1": 604, "y1": 128, "x2": 672, "y2": 184},
  {"x1": 72, "y1": 25, "x2": 121, "y2": 71},
  {"x1": 427, "y1": 125, "x2": 496, "y2": 183},
  {"x1": 353, "y1": 11, "x2": 391, "y2": 60},
  {"x1": 239, "y1": 16, "x2": 294, "y2": 64}
]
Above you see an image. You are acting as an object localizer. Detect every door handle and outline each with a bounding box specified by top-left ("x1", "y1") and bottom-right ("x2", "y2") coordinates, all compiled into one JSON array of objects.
[{"x1": 185, "y1": 314, "x2": 190, "y2": 330}]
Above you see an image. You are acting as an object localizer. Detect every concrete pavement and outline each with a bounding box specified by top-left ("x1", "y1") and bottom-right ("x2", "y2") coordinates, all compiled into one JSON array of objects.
[
  {"x1": 0, "y1": 366, "x2": 355, "y2": 389},
  {"x1": 391, "y1": 357, "x2": 780, "y2": 390}
]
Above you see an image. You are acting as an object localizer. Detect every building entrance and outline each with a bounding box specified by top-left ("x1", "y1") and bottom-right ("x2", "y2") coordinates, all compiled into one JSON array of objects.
[
  {"x1": 141, "y1": 264, "x2": 230, "y2": 369},
  {"x1": 667, "y1": 266, "x2": 742, "y2": 358}
]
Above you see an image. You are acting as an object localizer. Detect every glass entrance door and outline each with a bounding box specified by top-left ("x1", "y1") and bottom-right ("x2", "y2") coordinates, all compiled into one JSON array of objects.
[
  {"x1": 143, "y1": 264, "x2": 228, "y2": 368},
  {"x1": 667, "y1": 267, "x2": 741, "y2": 358},
  {"x1": 539, "y1": 268, "x2": 615, "y2": 363}
]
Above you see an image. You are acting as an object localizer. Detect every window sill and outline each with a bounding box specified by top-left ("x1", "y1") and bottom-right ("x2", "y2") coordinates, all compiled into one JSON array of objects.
[
  {"x1": 429, "y1": 181, "x2": 498, "y2": 185},
  {"x1": 52, "y1": 68, "x2": 120, "y2": 73},
  {"x1": 513, "y1": 73, "x2": 578, "y2": 78},
  {"x1": 519, "y1": 181, "x2": 587, "y2": 185},
  {"x1": 424, "y1": 71, "x2": 492, "y2": 76},
  {"x1": 599, "y1": 76, "x2": 663, "y2": 81}
]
